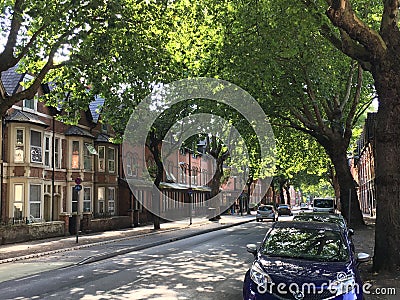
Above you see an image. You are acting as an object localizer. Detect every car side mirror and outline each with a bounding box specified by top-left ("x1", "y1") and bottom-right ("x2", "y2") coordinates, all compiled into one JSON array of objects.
[
  {"x1": 246, "y1": 244, "x2": 257, "y2": 256},
  {"x1": 356, "y1": 252, "x2": 370, "y2": 266},
  {"x1": 348, "y1": 229, "x2": 354, "y2": 236}
]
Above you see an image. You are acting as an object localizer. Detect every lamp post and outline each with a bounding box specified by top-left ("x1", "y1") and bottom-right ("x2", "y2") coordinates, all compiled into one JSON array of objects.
[
  {"x1": 188, "y1": 149, "x2": 192, "y2": 225},
  {"x1": 179, "y1": 148, "x2": 193, "y2": 225}
]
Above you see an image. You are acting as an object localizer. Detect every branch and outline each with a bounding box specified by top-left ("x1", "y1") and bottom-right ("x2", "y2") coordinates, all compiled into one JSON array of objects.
[
  {"x1": 0, "y1": 0, "x2": 24, "y2": 71},
  {"x1": 353, "y1": 96, "x2": 376, "y2": 124},
  {"x1": 326, "y1": 0, "x2": 387, "y2": 61},
  {"x1": 344, "y1": 63, "x2": 363, "y2": 140},
  {"x1": 302, "y1": 65, "x2": 325, "y2": 130},
  {"x1": 380, "y1": 0, "x2": 400, "y2": 44},
  {"x1": 340, "y1": 60, "x2": 357, "y2": 111}
]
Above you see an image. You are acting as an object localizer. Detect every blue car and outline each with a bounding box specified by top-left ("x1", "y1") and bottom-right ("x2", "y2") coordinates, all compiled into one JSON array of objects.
[{"x1": 243, "y1": 221, "x2": 370, "y2": 300}]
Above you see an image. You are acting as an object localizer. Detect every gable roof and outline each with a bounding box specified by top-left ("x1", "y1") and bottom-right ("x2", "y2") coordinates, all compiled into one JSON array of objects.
[
  {"x1": 65, "y1": 125, "x2": 94, "y2": 138},
  {"x1": 5, "y1": 109, "x2": 47, "y2": 127},
  {"x1": 1, "y1": 65, "x2": 24, "y2": 95},
  {"x1": 89, "y1": 95, "x2": 105, "y2": 123}
]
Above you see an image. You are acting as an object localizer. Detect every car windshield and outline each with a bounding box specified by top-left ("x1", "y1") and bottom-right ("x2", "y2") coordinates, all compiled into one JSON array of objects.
[
  {"x1": 260, "y1": 227, "x2": 349, "y2": 262},
  {"x1": 314, "y1": 199, "x2": 334, "y2": 208},
  {"x1": 259, "y1": 206, "x2": 273, "y2": 211}
]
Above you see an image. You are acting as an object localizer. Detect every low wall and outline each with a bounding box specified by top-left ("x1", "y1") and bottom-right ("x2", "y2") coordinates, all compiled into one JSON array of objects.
[
  {"x1": 86, "y1": 216, "x2": 131, "y2": 233},
  {"x1": 0, "y1": 221, "x2": 65, "y2": 245}
]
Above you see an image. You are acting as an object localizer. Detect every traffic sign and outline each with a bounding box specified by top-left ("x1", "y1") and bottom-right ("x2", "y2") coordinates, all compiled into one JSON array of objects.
[
  {"x1": 74, "y1": 184, "x2": 82, "y2": 191},
  {"x1": 75, "y1": 177, "x2": 82, "y2": 185}
]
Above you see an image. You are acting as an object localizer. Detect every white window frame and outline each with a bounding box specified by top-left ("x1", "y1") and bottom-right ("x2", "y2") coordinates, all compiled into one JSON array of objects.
[
  {"x1": 15, "y1": 128, "x2": 25, "y2": 163},
  {"x1": 30, "y1": 130, "x2": 42, "y2": 163},
  {"x1": 71, "y1": 140, "x2": 80, "y2": 169},
  {"x1": 44, "y1": 135, "x2": 51, "y2": 167},
  {"x1": 54, "y1": 137, "x2": 61, "y2": 169},
  {"x1": 14, "y1": 184, "x2": 24, "y2": 220},
  {"x1": 29, "y1": 184, "x2": 42, "y2": 220},
  {"x1": 98, "y1": 187, "x2": 105, "y2": 214},
  {"x1": 84, "y1": 143, "x2": 92, "y2": 171},
  {"x1": 108, "y1": 187, "x2": 115, "y2": 215},
  {"x1": 83, "y1": 187, "x2": 91, "y2": 212},
  {"x1": 98, "y1": 146, "x2": 105, "y2": 172},
  {"x1": 108, "y1": 147, "x2": 116, "y2": 173},
  {"x1": 22, "y1": 75, "x2": 37, "y2": 112},
  {"x1": 72, "y1": 187, "x2": 78, "y2": 213}
]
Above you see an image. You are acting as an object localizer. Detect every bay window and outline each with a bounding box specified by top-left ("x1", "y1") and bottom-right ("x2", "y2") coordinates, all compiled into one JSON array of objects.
[
  {"x1": 108, "y1": 147, "x2": 115, "y2": 173},
  {"x1": 15, "y1": 129, "x2": 24, "y2": 163},
  {"x1": 72, "y1": 141, "x2": 79, "y2": 169},
  {"x1": 30, "y1": 130, "x2": 42, "y2": 163}
]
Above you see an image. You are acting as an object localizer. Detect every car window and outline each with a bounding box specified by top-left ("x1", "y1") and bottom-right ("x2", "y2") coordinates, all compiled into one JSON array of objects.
[
  {"x1": 259, "y1": 206, "x2": 273, "y2": 211},
  {"x1": 260, "y1": 227, "x2": 349, "y2": 262}
]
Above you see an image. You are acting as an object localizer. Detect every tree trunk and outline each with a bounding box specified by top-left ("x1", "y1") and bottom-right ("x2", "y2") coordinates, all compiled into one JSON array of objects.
[
  {"x1": 372, "y1": 68, "x2": 400, "y2": 272},
  {"x1": 329, "y1": 148, "x2": 364, "y2": 227},
  {"x1": 284, "y1": 185, "x2": 291, "y2": 205},
  {"x1": 278, "y1": 180, "x2": 286, "y2": 204},
  {"x1": 209, "y1": 156, "x2": 224, "y2": 220}
]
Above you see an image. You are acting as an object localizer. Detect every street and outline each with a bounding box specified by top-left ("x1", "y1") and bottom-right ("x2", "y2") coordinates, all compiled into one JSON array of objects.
[{"x1": 0, "y1": 220, "x2": 281, "y2": 300}]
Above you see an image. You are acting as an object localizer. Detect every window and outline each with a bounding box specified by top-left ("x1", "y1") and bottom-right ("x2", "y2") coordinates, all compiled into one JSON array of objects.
[
  {"x1": 72, "y1": 141, "x2": 79, "y2": 169},
  {"x1": 98, "y1": 187, "x2": 105, "y2": 213},
  {"x1": 108, "y1": 187, "x2": 115, "y2": 215},
  {"x1": 22, "y1": 75, "x2": 37, "y2": 111},
  {"x1": 72, "y1": 187, "x2": 78, "y2": 212},
  {"x1": 98, "y1": 146, "x2": 105, "y2": 172},
  {"x1": 29, "y1": 184, "x2": 41, "y2": 219},
  {"x1": 54, "y1": 138, "x2": 60, "y2": 169},
  {"x1": 108, "y1": 147, "x2": 115, "y2": 173},
  {"x1": 83, "y1": 187, "x2": 91, "y2": 212},
  {"x1": 44, "y1": 136, "x2": 51, "y2": 167},
  {"x1": 126, "y1": 153, "x2": 133, "y2": 177},
  {"x1": 14, "y1": 184, "x2": 24, "y2": 220},
  {"x1": 24, "y1": 98, "x2": 35, "y2": 110},
  {"x1": 84, "y1": 143, "x2": 92, "y2": 171},
  {"x1": 101, "y1": 123, "x2": 107, "y2": 133},
  {"x1": 30, "y1": 130, "x2": 42, "y2": 163},
  {"x1": 15, "y1": 129, "x2": 24, "y2": 163}
]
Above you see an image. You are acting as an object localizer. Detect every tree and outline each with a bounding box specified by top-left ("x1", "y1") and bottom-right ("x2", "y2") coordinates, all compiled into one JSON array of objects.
[
  {"x1": 0, "y1": 0, "x2": 128, "y2": 116},
  {"x1": 212, "y1": 0, "x2": 372, "y2": 227},
  {"x1": 301, "y1": 0, "x2": 400, "y2": 274}
]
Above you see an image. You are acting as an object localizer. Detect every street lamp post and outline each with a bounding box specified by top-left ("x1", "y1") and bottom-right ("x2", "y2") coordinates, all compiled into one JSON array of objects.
[{"x1": 188, "y1": 150, "x2": 192, "y2": 225}]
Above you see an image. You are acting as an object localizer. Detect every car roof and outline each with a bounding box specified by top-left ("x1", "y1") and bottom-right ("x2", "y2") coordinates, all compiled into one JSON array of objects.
[
  {"x1": 272, "y1": 220, "x2": 342, "y2": 231},
  {"x1": 259, "y1": 204, "x2": 274, "y2": 208},
  {"x1": 299, "y1": 211, "x2": 344, "y2": 219}
]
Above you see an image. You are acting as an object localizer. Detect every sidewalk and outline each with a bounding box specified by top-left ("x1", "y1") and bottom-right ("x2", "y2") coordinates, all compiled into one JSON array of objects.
[
  {"x1": 354, "y1": 214, "x2": 399, "y2": 300},
  {"x1": 0, "y1": 214, "x2": 254, "y2": 264}
]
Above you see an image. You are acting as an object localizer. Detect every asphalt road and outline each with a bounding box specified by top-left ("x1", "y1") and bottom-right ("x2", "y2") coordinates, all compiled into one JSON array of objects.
[{"x1": 0, "y1": 220, "x2": 281, "y2": 300}]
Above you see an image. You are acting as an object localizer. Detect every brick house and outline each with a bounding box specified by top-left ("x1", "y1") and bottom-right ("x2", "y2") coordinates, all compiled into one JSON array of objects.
[{"x1": 0, "y1": 66, "x2": 120, "y2": 228}]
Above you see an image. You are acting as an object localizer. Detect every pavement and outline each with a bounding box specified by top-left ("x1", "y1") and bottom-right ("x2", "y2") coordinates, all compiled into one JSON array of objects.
[{"x1": 0, "y1": 213, "x2": 255, "y2": 264}]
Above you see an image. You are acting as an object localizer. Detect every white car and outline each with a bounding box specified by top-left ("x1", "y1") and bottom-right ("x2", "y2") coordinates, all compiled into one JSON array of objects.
[{"x1": 256, "y1": 205, "x2": 277, "y2": 222}]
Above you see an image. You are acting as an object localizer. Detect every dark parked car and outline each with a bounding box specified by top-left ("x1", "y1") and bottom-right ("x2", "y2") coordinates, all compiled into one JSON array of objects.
[
  {"x1": 256, "y1": 205, "x2": 277, "y2": 222},
  {"x1": 277, "y1": 204, "x2": 292, "y2": 216},
  {"x1": 243, "y1": 221, "x2": 370, "y2": 300}
]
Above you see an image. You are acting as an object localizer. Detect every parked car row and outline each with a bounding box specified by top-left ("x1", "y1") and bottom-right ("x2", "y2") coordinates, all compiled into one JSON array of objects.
[
  {"x1": 244, "y1": 212, "x2": 370, "y2": 300},
  {"x1": 255, "y1": 204, "x2": 293, "y2": 222}
]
